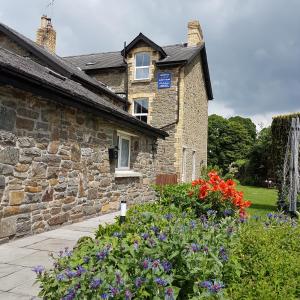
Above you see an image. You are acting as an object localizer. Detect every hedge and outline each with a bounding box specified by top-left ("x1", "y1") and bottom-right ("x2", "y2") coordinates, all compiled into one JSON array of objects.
[{"x1": 271, "y1": 113, "x2": 300, "y2": 207}]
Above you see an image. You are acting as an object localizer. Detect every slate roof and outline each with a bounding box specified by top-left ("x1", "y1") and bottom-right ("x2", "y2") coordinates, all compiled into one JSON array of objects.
[
  {"x1": 64, "y1": 43, "x2": 202, "y2": 71},
  {"x1": 64, "y1": 33, "x2": 213, "y2": 100},
  {"x1": 0, "y1": 22, "x2": 128, "y2": 104},
  {"x1": 0, "y1": 47, "x2": 167, "y2": 138}
]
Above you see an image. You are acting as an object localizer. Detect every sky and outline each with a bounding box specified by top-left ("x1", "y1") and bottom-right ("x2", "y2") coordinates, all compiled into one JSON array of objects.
[{"x1": 1, "y1": 0, "x2": 300, "y2": 128}]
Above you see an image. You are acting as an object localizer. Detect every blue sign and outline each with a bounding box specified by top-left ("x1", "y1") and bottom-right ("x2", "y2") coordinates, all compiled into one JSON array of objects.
[{"x1": 157, "y1": 72, "x2": 171, "y2": 89}]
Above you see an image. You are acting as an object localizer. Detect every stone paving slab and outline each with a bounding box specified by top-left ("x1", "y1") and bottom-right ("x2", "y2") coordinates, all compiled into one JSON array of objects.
[
  {"x1": 38, "y1": 228, "x2": 94, "y2": 241},
  {"x1": 0, "y1": 263, "x2": 24, "y2": 278},
  {"x1": 0, "y1": 211, "x2": 117, "y2": 299},
  {"x1": 0, "y1": 291, "x2": 36, "y2": 300},
  {"x1": 8, "y1": 251, "x2": 53, "y2": 269},
  {"x1": 0, "y1": 246, "x2": 38, "y2": 264},
  {"x1": 0, "y1": 267, "x2": 35, "y2": 292},
  {"x1": 25, "y1": 238, "x2": 77, "y2": 252}
]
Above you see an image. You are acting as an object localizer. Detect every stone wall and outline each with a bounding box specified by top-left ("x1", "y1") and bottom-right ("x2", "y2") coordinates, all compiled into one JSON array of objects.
[
  {"x1": 0, "y1": 85, "x2": 156, "y2": 242},
  {"x1": 89, "y1": 69, "x2": 126, "y2": 95},
  {"x1": 176, "y1": 55, "x2": 208, "y2": 182}
]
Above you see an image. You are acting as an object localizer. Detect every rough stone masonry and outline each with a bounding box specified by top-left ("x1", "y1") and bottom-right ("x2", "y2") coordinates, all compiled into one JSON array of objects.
[{"x1": 0, "y1": 85, "x2": 156, "y2": 242}]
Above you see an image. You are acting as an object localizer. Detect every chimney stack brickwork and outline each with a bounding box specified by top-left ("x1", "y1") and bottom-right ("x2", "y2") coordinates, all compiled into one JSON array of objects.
[
  {"x1": 187, "y1": 20, "x2": 203, "y2": 46},
  {"x1": 36, "y1": 15, "x2": 56, "y2": 53}
]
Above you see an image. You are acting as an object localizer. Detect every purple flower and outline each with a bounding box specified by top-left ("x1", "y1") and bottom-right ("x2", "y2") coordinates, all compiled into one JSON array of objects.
[
  {"x1": 135, "y1": 277, "x2": 144, "y2": 288},
  {"x1": 164, "y1": 213, "x2": 173, "y2": 220},
  {"x1": 83, "y1": 256, "x2": 90, "y2": 263},
  {"x1": 96, "y1": 248, "x2": 109, "y2": 261},
  {"x1": 65, "y1": 269, "x2": 77, "y2": 278},
  {"x1": 113, "y1": 232, "x2": 123, "y2": 238},
  {"x1": 219, "y1": 247, "x2": 228, "y2": 262},
  {"x1": 165, "y1": 287, "x2": 174, "y2": 300},
  {"x1": 190, "y1": 243, "x2": 201, "y2": 252},
  {"x1": 90, "y1": 278, "x2": 102, "y2": 289},
  {"x1": 141, "y1": 232, "x2": 150, "y2": 240},
  {"x1": 148, "y1": 238, "x2": 156, "y2": 247},
  {"x1": 142, "y1": 258, "x2": 150, "y2": 269},
  {"x1": 223, "y1": 209, "x2": 233, "y2": 216},
  {"x1": 267, "y1": 213, "x2": 273, "y2": 219},
  {"x1": 32, "y1": 265, "x2": 44, "y2": 275},
  {"x1": 110, "y1": 286, "x2": 119, "y2": 297},
  {"x1": 150, "y1": 226, "x2": 160, "y2": 234},
  {"x1": 209, "y1": 281, "x2": 225, "y2": 293},
  {"x1": 203, "y1": 245, "x2": 209, "y2": 253},
  {"x1": 200, "y1": 280, "x2": 212, "y2": 288},
  {"x1": 101, "y1": 294, "x2": 108, "y2": 299},
  {"x1": 152, "y1": 259, "x2": 160, "y2": 269},
  {"x1": 190, "y1": 220, "x2": 196, "y2": 228},
  {"x1": 158, "y1": 233, "x2": 167, "y2": 241},
  {"x1": 115, "y1": 271, "x2": 123, "y2": 285},
  {"x1": 62, "y1": 288, "x2": 76, "y2": 300},
  {"x1": 76, "y1": 265, "x2": 86, "y2": 277},
  {"x1": 162, "y1": 260, "x2": 172, "y2": 273},
  {"x1": 56, "y1": 273, "x2": 65, "y2": 281},
  {"x1": 201, "y1": 280, "x2": 224, "y2": 294},
  {"x1": 125, "y1": 289, "x2": 133, "y2": 300},
  {"x1": 154, "y1": 277, "x2": 168, "y2": 286},
  {"x1": 133, "y1": 240, "x2": 139, "y2": 250}
]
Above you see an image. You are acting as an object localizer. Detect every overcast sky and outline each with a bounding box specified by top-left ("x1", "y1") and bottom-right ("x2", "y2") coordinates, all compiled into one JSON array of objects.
[{"x1": 1, "y1": 0, "x2": 299, "y2": 128}]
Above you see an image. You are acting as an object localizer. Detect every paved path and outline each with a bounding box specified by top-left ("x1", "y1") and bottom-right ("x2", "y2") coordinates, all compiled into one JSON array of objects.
[{"x1": 0, "y1": 212, "x2": 118, "y2": 300}]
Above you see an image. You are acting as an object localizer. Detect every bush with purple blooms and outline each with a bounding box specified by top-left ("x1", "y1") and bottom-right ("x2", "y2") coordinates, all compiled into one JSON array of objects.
[
  {"x1": 35, "y1": 204, "x2": 235, "y2": 299},
  {"x1": 35, "y1": 204, "x2": 299, "y2": 299}
]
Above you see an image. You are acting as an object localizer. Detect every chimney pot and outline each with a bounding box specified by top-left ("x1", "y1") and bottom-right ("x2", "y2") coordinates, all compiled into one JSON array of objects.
[
  {"x1": 187, "y1": 20, "x2": 203, "y2": 47},
  {"x1": 36, "y1": 15, "x2": 56, "y2": 53}
]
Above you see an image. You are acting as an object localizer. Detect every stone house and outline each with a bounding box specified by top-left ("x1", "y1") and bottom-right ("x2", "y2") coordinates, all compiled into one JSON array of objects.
[
  {"x1": 0, "y1": 20, "x2": 167, "y2": 241},
  {"x1": 65, "y1": 20, "x2": 213, "y2": 183}
]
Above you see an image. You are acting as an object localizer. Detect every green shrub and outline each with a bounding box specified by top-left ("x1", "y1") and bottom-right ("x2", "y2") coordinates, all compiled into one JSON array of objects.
[
  {"x1": 35, "y1": 204, "x2": 237, "y2": 299},
  {"x1": 225, "y1": 215, "x2": 300, "y2": 300}
]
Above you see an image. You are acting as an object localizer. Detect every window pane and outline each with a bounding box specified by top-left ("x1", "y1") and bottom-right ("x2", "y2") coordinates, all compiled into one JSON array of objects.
[
  {"x1": 120, "y1": 138, "x2": 129, "y2": 168},
  {"x1": 136, "y1": 67, "x2": 149, "y2": 79},
  {"x1": 134, "y1": 99, "x2": 148, "y2": 114},
  {"x1": 136, "y1": 53, "x2": 150, "y2": 67}
]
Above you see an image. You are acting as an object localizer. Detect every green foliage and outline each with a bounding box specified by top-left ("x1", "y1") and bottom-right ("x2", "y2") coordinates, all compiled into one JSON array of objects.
[
  {"x1": 36, "y1": 204, "x2": 236, "y2": 299},
  {"x1": 238, "y1": 127, "x2": 273, "y2": 186},
  {"x1": 208, "y1": 114, "x2": 256, "y2": 172},
  {"x1": 225, "y1": 216, "x2": 300, "y2": 300}
]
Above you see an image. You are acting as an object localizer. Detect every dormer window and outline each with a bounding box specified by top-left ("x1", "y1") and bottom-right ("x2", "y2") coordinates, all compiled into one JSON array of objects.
[{"x1": 135, "y1": 52, "x2": 150, "y2": 80}]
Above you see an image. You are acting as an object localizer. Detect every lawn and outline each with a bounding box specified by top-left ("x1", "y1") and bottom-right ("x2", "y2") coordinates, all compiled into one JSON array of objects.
[{"x1": 238, "y1": 184, "x2": 278, "y2": 217}]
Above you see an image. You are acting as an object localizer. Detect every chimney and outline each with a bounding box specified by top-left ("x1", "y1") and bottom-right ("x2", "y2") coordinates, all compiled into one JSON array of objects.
[
  {"x1": 187, "y1": 20, "x2": 203, "y2": 47},
  {"x1": 36, "y1": 15, "x2": 56, "y2": 53}
]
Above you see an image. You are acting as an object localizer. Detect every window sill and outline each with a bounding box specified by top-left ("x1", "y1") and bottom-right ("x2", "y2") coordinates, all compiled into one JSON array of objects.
[
  {"x1": 132, "y1": 79, "x2": 151, "y2": 84},
  {"x1": 115, "y1": 170, "x2": 142, "y2": 178}
]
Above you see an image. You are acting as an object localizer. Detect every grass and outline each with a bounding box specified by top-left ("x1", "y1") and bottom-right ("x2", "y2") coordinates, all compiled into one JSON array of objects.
[{"x1": 237, "y1": 185, "x2": 278, "y2": 217}]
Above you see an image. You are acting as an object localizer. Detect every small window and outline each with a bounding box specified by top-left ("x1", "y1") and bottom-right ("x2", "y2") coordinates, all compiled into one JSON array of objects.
[
  {"x1": 133, "y1": 98, "x2": 148, "y2": 123},
  {"x1": 181, "y1": 147, "x2": 186, "y2": 182},
  {"x1": 135, "y1": 52, "x2": 150, "y2": 80},
  {"x1": 117, "y1": 134, "x2": 131, "y2": 170}
]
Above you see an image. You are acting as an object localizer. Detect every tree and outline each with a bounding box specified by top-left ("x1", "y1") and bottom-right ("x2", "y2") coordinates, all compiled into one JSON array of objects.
[
  {"x1": 208, "y1": 114, "x2": 257, "y2": 172},
  {"x1": 239, "y1": 126, "x2": 273, "y2": 185}
]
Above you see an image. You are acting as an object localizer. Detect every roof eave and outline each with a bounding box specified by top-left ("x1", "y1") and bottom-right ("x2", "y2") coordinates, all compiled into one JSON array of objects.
[{"x1": 0, "y1": 63, "x2": 167, "y2": 139}]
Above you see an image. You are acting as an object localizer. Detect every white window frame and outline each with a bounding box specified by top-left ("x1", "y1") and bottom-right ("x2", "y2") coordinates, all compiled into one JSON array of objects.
[
  {"x1": 192, "y1": 150, "x2": 196, "y2": 180},
  {"x1": 134, "y1": 52, "x2": 150, "y2": 80},
  {"x1": 181, "y1": 147, "x2": 187, "y2": 182},
  {"x1": 116, "y1": 133, "x2": 131, "y2": 171},
  {"x1": 133, "y1": 98, "x2": 149, "y2": 123}
]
